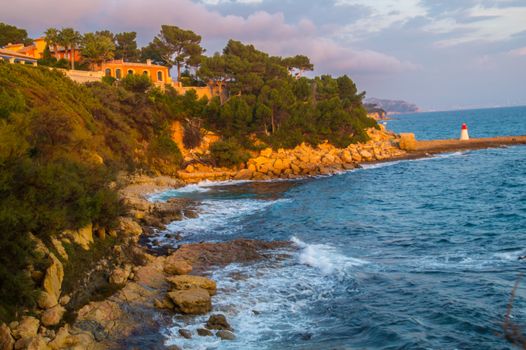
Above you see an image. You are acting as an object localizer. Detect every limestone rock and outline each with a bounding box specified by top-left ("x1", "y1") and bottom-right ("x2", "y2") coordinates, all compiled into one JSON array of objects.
[
  {"x1": 14, "y1": 335, "x2": 50, "y2": 350},
  {"x1": 63, "y1": 224, "x2": 94, "y2": 250},
  {"x1": 117, "y1": 217, "x2": 142, "y2": 236},
  {"x1": 59, "y1": 295, "x2": 71, "y2": 306},
  {"x1": 0, "y1": 323, "x2": 15, "y2": 350},
  {"x1": 41, "y1": 305, "x2": 65, "y2": 327},
  {"x1": 197, "y1": 328, "x2": 213, "y2": 337},
  {"x1": 167, "y1": 288, "x2": 212, "y2": 314},
  {"x1": 50, "y1": 238, "x2": 68, "y2": 261},
  {"x1": 109, "y1": 265, "x2": 132, "y2": 285},
  {"x1": 41, "y1": 254, "x2": 63, "y2": 308},
  {"x1": 37, "y1": 291, "x2": 57, "y2": 310},
  {"x1": 178, "y1": 329, "x2": 192, "y2": 339},
  {"x1": 12, "y1": 317, "x2": 39, "y2": 340},
  {"x1": 153, "y1": 296, "x2": 175, "y2": 310},
  {"x1": 47, "y1": 326, "x2": 70, "y2": 350},
  {"x1": 163, "y1": 257, "x2": 192, "y2": 275},
  {"x1": 260, "y1": 148, "x2": 272, "y2": 157},
  {"x1": 233, "y1": 169, "x2": 253, "y2": 180},
  {"x1": 206, "y1": 314, "x2": 232, "y2": 331},
  {"x1": 216, "y1": 330, "x2": 235, "y2": 341},
  {"x1": 167, "y1": 275, "x2": 216, "y2": 296}
]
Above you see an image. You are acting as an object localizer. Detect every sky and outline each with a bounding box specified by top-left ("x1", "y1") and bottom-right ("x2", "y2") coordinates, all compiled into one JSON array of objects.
[{"x1": 1, "y1": 0, "x2": 525, "y2": 111}]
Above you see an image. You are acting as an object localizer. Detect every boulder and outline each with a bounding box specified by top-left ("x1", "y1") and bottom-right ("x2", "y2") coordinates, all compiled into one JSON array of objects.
[
  {"x1": 47, "y1": 326, "x2": 70, "y2": 350},
  {"x1": 167, "y1": 288, "x2": 212, "y2": 314},
  {"x1": 154, "y1": 296, "x2": 175, "y2": 310},
  {"x1": 216, "y1": 330, "x2": 235, "y2": 341},
  {"x1": 41, "y1": 305, "x2": 65, "y2": 327},
  {"x1": 12, "y1": 317, "x2": 39, "y2": 340},
  {"x1": 109, "y1": 265, "x2": 132, "y2": 285},
  {"x1": 58, "y1": 295, "x2": 71, "y2": 306},
  {"x1": 63, "y1": 224, "x2": 93, "y2": 250},
  {"x1": 197, "y1": 328, "x2": 213, "y2": 337},
  {"x1": 37, "y1": 291, "x2": 57, "y2": 310},
  {"x1": 163, "y1": 258, "x2": 192, "y2": 275},
  {"x1": 50, "y1": 238, "x2": 68, "y2": 261},
  {"x1": 14, "y1": 335, "x2": 50, "y2": 350},
  {"x1": 359, "y1": 150, "x2": 373, "y2": 161},
  {"x1": 233, "y1": 169, "x2": 253, "y2": 180},
  {"x1": 166, "y1": 275, "x2": 216, "y2": 296},
  {"x1": 41, "y1": 254, "x2": 63, "y2": 309},
  {"x1": 178, "y1": 329, "x2": 192, "y2": 339},
  {"x1": 206, "y1": 314, "x2": 232, "y2": 331},
  {"x1": 260, "y1": 148, "x2": 272, "y2": 157},
  {"x1": 117, "y1": 217, "x2": 142, "y2": 236},
  {"x1": 0, "y1": 323, "x2": 15, "y2": 350},
  {"x1": 96, "y1": 228, "x2": 106, "y2": 240}
]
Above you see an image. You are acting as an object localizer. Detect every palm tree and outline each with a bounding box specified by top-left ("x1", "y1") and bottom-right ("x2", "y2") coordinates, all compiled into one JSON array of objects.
[
  {"x1": 44, "y1": 28, "x2": 60, "y2": 59},
  {"x1": 58, "y1": 28, "x2": 82, "y2": 70}
]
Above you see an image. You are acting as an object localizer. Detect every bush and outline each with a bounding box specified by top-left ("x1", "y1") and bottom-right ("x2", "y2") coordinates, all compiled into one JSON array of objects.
[
  {"x1": 210, "y1": 139, "x2": 250, "y2": 167},
  {"x1": 120, "y1": 73, "x2": 152, "y2": 93}
]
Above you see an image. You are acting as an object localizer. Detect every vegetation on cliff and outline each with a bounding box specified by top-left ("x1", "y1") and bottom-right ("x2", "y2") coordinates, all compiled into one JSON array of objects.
[{"x1": 0, "y1": 22, "x2": 377, "y2": 321}]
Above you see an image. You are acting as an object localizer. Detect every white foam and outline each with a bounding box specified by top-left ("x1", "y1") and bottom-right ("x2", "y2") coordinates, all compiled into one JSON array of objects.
[
  {"x1": 291, "y1": 236, "x2": 368, "y2": 275},
  {"x1": 163, "y1": 250, "x2": 355, "y2": 350},
  {"x1": 158, "y1": 199, "x2": 286, "y2": 242}
]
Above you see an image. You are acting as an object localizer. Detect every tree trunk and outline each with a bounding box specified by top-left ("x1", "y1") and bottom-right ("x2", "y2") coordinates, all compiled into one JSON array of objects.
[
  {"x1": 271, "y1": 111, "x2": 276, "y2": 134},
  {"x1": 70, "y1": 46, "x2": 75, "y2": 70},
  {"x1": 177, "y1": 63, "x2": 181, "y2": 84}
]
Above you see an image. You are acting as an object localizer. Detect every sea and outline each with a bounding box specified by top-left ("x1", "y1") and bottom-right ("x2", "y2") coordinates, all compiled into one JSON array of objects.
[{"x1": 150, "y1": 105, "x2": 526, "y2": 349}]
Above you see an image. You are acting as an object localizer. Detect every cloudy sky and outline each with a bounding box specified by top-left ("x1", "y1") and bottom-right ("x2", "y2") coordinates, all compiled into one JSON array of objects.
[{"x1": 2, "y1": 0, "x2": 526, "y2": 110}]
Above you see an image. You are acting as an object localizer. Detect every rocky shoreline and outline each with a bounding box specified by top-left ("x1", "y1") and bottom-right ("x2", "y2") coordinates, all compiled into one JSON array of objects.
[{"x1": 2, "y1": 129, "x2": 525, "y2": 350}]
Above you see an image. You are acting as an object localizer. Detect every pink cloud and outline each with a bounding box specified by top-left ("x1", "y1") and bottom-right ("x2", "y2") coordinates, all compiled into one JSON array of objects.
[{"x1": 0, "y1": 0, "x2": 416, "y2": 75}]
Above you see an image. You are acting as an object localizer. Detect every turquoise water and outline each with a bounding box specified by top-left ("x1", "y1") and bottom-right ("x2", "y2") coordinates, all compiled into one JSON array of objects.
[
  {"x1": 387, "y1": 105, "x2": 526, "y2": 140},
  {"x1": 154, "y1": 106, "x2": 526, "y2": 349}
]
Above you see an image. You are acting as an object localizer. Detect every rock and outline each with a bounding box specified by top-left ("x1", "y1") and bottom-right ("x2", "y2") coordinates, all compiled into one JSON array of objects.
[
  {"x1": 14, "y1": 335, "x2": 50, "y2": 350},
  {"x1": 50, "y1": 238, "x2": 68, "y2": 262},
  {"x1": 63, "y1": 224, "x2": 94, "y2": 250},
  {"x1": 41, "y1": 254, "x2": 64, "y2": 308},
  {"x1": 233, "y1": 169, "x2": 253, "y2": 180},
  {"x1": 41, "y1": 305, "x2": 65, "y2": 327},
  {"x1": 167, "y1": 288, "x2": 212, "y2": 314},
  {"x1": 399, "y1": 133, "x2": 416, "y2": 151},
  {"x1": 96, "y1": 227, "x2": 106, "y2": 240},
  {"x1": 163, "y1": 258, "x2": 192, "y2": 276},
  {"x1": 359, "y1": 150, "x2": 373, "y2": 161},
  {"x1": 12, "y1": 317, "x2": 39, "y2": 340},
  {"x1": 166, "y1": 275, "x2": 216, "y2": 296},
  {"x1": 47, "y1": 326, "x2": 69, "y2": 350},
  {"x1": 260, "y1": 148, "x2": 272, "y2": 157},
  {"x1": 153, "y1": 297, "x2": 175, "y2": 310},
  {"x1": 216, "y1": 330, "x2": 235, "y2": 341},
  {"x1": 109, "y1": 265, "x2": 132, "y2": 285},
  {"x1": 108, "y1": 229, "x2": 118, "y2": 238},
  {"x1": 166, "y1": 346, "x2": 182, "y2": 350},
  {"x1": 117, "y1": 217, "x2": 142, "y2": 236},
  {"x1": 178, "y1": 329, "x2": 192, "y2": 339},
  {"x1": 37, "y1": 292, "x2": 57, "y2": 310},
  {"x1": 197, "y1": 328, "x2": 213, "y2": 337},
  {"x1": 206, "y1": 314, "x2": 232, "y2": 331},
  {"x1": 58, "y1": 295, "x2": 71, "y2": 306},
  {"x1": 0, "y1": 323, "x2": 15, "y2": 350}
]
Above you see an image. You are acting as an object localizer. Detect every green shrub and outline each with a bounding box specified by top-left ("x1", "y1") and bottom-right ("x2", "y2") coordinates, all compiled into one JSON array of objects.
[
  {"x1": 210, "y1": 139, "x2": 250, "y2": 167},
  {"x1": 101, "y1": 75, "x2": 116, "y2": 86},
  {"x1": 120, "y1": 73, "x2": 152, "y2": 93}
]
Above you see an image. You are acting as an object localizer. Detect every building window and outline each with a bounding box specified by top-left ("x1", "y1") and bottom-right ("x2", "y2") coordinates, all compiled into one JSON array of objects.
[
  {"x1": 127, "y1": 69, "x2": 134, "y2": 75},
  {"x1": 116, "y1": 69, "x2": 122, "y2": 79},
  {"x1": 105, "y1": 68, "x2": 111, "y2": 77},
  {"x1": 157, "y1": 71, "x2": 163, "y2": 81},
  {"x1": 143, "y1": 70, "x2": 148, "y2": 76}
]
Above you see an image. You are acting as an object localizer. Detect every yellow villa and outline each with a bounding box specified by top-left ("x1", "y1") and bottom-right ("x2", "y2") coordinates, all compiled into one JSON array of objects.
[{"x1": 100, "y1": 59, "x2": 172, "y2": 85}]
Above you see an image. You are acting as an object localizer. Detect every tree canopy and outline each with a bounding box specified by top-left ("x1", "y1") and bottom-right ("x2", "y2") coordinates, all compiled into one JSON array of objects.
[{"x1": 0, "y1": 22, "x2": 31, "y2": 47}]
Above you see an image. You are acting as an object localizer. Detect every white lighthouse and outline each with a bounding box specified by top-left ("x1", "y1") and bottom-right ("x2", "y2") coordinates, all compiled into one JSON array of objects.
[{"x1": 460, "y1": 123, "x2": 469, "y2": 140}]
